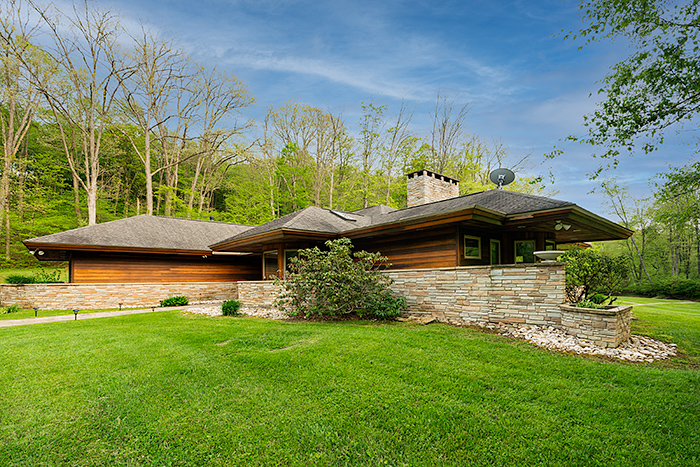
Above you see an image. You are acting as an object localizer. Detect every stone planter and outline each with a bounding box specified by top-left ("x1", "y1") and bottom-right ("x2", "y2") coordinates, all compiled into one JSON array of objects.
[{"x1": 559, "y1": 303, "x2": 632, "y2": 348}]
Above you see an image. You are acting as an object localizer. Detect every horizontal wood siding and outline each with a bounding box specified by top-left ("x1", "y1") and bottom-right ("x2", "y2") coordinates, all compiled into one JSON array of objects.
[
  {"x1": 352, "y1": 227, "x2": 458, "y2": 270},
  {"x1": 71, "y1": 253, "x2": 261, "y2": 283}
]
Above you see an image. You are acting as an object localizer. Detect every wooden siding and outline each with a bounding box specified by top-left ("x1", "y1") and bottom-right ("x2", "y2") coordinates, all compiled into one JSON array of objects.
[
  {"x1": 352, "y1": 227, "x2": 458, "y2": 270},
  {"x1": 71, "y1": 253, "x2": 261, "y2": 283}
]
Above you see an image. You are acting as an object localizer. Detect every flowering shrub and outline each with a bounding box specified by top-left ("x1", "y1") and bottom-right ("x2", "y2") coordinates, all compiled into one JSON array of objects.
[{"x1": 275, "y1": 238, "x2": 405, "y2": 320}]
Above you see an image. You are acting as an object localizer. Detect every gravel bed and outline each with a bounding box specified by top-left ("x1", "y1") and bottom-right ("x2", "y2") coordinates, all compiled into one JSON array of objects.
[
  {"x1": 184, "y1": 305, "x2": 287, "y2": 320},
  {"x1": 446, "y1": 319, "x2": 677, "y2": 363}
]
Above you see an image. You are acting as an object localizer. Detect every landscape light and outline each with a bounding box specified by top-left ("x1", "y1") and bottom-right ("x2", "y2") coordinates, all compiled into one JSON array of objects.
[
  {"x1": 118, "y1": 302, "x2": 123, "y2": 310},
  {"x1": 73, "y1": 309, "x2": 79, "y2": 320},
  {"x1": 33, "y1": 307, "x2": 38, "y2": 318}
]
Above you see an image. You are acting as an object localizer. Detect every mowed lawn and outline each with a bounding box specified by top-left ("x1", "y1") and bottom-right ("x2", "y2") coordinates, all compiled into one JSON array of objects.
[{"x1": 1, "y1": 304, "x2": 698, "y2": 466}]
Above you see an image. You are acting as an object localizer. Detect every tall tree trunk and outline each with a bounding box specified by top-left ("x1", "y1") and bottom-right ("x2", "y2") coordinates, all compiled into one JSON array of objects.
[{"x1": 4, "y1": 203, "x2": 10, "y2": 262}]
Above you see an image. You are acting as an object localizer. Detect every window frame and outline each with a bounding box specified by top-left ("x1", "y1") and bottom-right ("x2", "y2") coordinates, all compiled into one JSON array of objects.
[
  {"x1": 463, "y1": 235, "x2": 482, "y2": 259},
  {"x1": 514, "y1": 240, "x2": 536, "y2": 264},
  {"x1": 489, "y1": 239, "x2": 501, "y2": 265}
]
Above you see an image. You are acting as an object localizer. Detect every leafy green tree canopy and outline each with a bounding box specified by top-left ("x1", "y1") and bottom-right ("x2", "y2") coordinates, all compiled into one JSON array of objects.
[{"x1": 566, "y1": 0, "x2": 700, "y2": 175}]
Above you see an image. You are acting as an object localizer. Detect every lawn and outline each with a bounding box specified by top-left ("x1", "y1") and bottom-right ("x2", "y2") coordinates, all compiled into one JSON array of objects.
[
  {"x1": 1, "y1": 307, "x2": 698, "y2": 466},
  {"x1": 618, "y1": 296, "x2": 700, "y2": 368}
]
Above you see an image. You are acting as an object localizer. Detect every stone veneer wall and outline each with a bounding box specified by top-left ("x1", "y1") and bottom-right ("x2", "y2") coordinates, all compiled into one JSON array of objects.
[
  {"x1": 406, "y1": 170, "x2": 460, "y2": 207},
  {"x1": 236, "y1": 281, "x2": 282, "y2": 307},
  {"x1": 560, "y1": 304, "x2": 632, "y2": 348},
  {"x1": 386, "y1": 264, "x2": 565, "y2": 326},
  {"x1": 0, "y1": 282, "x2": 238, "y2": 310},
  {"x1": 385, "y1": 263, "x2": 631, "y2": 348}
]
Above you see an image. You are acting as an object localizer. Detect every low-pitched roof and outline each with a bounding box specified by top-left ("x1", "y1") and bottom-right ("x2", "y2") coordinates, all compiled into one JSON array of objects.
[
  {"x1": 211, "y1": 189, "x2": 589, "y2": 250},
  {"x1": 24, "y1": 215, "x2": 253, "y2": 254}
]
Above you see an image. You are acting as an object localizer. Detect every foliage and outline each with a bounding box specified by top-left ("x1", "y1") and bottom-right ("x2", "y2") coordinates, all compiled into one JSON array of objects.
[
  {"x1": 275, "y1": 238, "x2": 405, "y2": 319},
  {"x1": 1, "y1": 304, "x2": 20, "y2": 314},
  {"x1": 621, "y1": 278, "x2": 700, "y2": 300},
  {"x1": 561, "y1": 248, "x2": 627, "y2": 304},
  {"x1": 221, "y1": 299, "x2": 242, "y2": 316},
  {"x1": 4, "y1": 274, "x2": 35, "y2": 284},
  {"x1": 161, "y1": 296, "x2": 189, "y2": 307},
  {"x1": 564, "y1": 0, "x2": 700, "y2": 174},
  {"x1": 33, "y1": 268, "x2": 63, "y2": 283},
  {"x1": 576, "y1": 299, "x2": 609, "y2": 309}
]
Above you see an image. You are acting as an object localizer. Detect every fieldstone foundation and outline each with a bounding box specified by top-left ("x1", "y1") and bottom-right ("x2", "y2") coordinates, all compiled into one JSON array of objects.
[{"x1": 0, "y1": 282, "x2": 237, "y2": 310}]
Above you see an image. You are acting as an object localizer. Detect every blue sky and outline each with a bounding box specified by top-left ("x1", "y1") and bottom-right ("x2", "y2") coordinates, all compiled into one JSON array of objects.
[{"x1": 100, "y1": 0, "x2": 693, "y2": 216}]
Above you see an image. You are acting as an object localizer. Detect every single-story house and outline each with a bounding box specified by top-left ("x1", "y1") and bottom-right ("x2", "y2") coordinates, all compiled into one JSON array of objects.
[{"x1": 24, "y1": 170, "x2": 633, "y2": 283}]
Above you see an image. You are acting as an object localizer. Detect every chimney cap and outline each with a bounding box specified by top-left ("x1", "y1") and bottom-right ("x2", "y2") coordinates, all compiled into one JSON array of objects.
[{"x1": 406, "y1": 169, "x2": 460, "y2": 184}]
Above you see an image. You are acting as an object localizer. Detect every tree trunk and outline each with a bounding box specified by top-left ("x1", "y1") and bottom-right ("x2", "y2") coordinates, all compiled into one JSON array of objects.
[{"x1": 4, "y1": 203, "x2": 10, "y2": 262}]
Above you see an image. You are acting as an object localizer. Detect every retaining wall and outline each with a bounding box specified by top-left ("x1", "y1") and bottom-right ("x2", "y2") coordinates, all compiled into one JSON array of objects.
[
  {"x1": 0, "y1": 263, "x2": 631, "y2": 348},
  {"x1": 0, "y1": 282, "x2": 237, "y2": 310}
]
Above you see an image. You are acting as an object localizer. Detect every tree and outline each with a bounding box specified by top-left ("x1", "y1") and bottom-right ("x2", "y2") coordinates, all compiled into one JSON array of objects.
[
  {"x1": 0, "y1": 0, "x2": 48, "y2": 257},
  {"x1": 567, "y1": 0, "x2": 700, "y2": 174},
  {"x1": 429, "y1": 92, "x2": 469, "y2": 174},
  {"x1": 31, "y1": 0, "x2": 128, "y2": 225}
]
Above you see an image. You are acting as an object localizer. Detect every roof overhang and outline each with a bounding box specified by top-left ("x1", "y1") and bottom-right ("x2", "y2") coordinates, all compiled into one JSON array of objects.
[
  {"x1": 23, "y1": 241, "x2": 213, "y2": 258},
  {"x1": 211, "y1": 229, "x2": 338, "y2": 252},
  {"x1": 503, "y1": 206, "x2": 633, "y2": 242}
]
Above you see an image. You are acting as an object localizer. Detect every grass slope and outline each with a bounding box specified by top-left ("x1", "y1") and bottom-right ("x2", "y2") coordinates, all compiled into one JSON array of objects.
[{"x1": 1, "y1": 310, "x2": 698, "y2": 466}]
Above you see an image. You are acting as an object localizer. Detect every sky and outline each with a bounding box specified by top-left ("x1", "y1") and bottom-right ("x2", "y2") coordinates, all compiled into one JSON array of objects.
[{"x1": 63, "y1": 0, "x2": 698, "y2": 217}]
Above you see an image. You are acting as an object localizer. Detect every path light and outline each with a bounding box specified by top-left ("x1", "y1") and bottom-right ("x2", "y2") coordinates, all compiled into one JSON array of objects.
[
  {"x1": 118, "y1": 302, "x2": 123, "y2": 311},
  {"x1": 33, "y1": 307, "x2": 38, "y2": 318},
  {"x1": 73, "y1": 309, "x2": 79, "y2": 320},
  {"x1": 151, "y1": 305, "x2": 155, "y2": 312}
]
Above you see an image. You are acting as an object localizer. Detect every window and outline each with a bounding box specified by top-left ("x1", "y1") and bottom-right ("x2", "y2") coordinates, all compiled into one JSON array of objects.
[
  {"x1": 490, "y1": 239, "x2": 501, "y2": 265},
  {"x1": 263, "y1": 250, "x2": 278, "y2": 279},
  {"x1": 514, "y1": 240, "x2": 536, "y2": 263},
  {"x1": 463, "y1": 235, "x2": 481, "y2": 259},
  {"x1": 545, "y1": 240, "x2": 557, "y2": 251}
]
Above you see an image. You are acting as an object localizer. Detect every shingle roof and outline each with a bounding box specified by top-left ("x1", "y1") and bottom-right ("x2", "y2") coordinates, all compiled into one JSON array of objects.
[
  {"x1": 24, "y1": 215, "x2": 253, "y2": 252},
  {"x1": 214, "y1": 189, "x2": 576, "y2": 247}
]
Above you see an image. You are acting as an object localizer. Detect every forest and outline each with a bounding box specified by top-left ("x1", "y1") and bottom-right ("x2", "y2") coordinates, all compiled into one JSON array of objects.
[{"x1": 1, "y1": 0, "x2": 698, "y2": 296}]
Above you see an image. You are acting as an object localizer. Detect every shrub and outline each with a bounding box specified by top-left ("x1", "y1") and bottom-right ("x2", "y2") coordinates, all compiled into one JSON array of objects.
[
  {"x1": 161, "y1": 296, "x2": 189, "y2": 307},
  {"x1": 1, "y1": 304, "x2": 21, "y2": 314},
  {"x1": 222, "y1": 300, "x2": 242, "y2": 316},
  {"x1": 588, "y1": 293, "x2": 607, "y2": 305},
  {"x1": 34, "y1": 269, "x2": 63, "y2": 283},
  {"x1": 560, "y1": 248, "x2": 627, "y2": 304},
  {"x1": 576, "y1": 299, "x2": 608, "y2": 310},
  {"x1": 5, "y1": 274, "x2": 36, "y2": 284},
  {"x1": 275, "y1": 238, "x2": 406, "y2": 320}
]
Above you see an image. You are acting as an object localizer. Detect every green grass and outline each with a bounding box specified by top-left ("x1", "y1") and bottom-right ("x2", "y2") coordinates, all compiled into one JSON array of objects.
[
  {"x1": 0, "y1": 266, "x2": 69, "y2": 283},
  {"x1": 618, "y1": 295, "x2": 700, "y2": 368},
  {"x1": 1, "y1": 310, "x2": 698, "y2": 466},
  {"x1": 0, "y1": 307, "x2": 154, "y2": 320}
]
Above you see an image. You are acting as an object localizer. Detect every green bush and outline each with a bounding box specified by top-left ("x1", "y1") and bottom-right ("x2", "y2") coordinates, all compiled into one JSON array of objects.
[
  {"x1": 621, "y1": 279, "x2": 700, "y2": 300},
  {"x1": 222, "y1": 300, "x2": 242, "y2": 316},
  {"x1": 588, "y1": 293, "x2": 607, "y2": 305},
  {"x1": 161, "y1": 296, "x2": 189, "y2": 307},
  {"x1": 275, "y1": 238, "x2": 405, "y2": 320},
  {"x1": 576, "y1": 299, "x2": 608, "y2": 310},
  {"x1": 1, "y1": 304, "x2": 21, "y2": 314},
  {"x1": 34, "y1": 269, "x2": 63, "y2": 283},
  {"x1": 560, "y1": 248, "x2": 627, "y2": 304},
  {"x1": 5, "y1": 274, "x2": 36, "y2": 284}
]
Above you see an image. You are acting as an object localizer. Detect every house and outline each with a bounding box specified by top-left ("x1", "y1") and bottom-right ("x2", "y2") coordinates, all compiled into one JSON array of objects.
[{"x1": 24, "y1": 170, "x2": 632, "y2": 283}]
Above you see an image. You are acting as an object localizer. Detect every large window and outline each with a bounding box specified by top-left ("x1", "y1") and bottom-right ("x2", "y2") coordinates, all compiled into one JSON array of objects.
[
  {"x1": 490, "y1": 239, "x2": 501, "y2": 265},
  {"x1": 514, "y1": 240, "x2": 536, "y2": 264},
  {"x1": 284, "y1": 250, "x2": 299, "y2": 275},
  {"x1": 463, "y1": 235, "x2": 481, "y2": 259}
]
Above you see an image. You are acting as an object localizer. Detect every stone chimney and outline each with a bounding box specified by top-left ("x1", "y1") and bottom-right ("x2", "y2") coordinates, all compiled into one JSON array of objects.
[{"x1": 406, "y1": 169, "x2": 460, "y2": 207}]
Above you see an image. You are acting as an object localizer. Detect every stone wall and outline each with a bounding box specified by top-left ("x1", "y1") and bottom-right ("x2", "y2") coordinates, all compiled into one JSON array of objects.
[
  {"x1": 386, "y1": 264, "x2": 564, "y2": 326},
  {"x1": 0, "y1": 282, "x2": 238, "y2": 310},
  {"x1": 560, "y1": 304, "x2": 632, "y2": 348},
  {"x1": 236, "y1": 281, "x2": 282, "y2": 307},
  {"x1": 406, "y1": 170, "x2": 460, "y2": 207},
  {"x1": 386, "y1": 263, "x2": 631, "y2": 348}
]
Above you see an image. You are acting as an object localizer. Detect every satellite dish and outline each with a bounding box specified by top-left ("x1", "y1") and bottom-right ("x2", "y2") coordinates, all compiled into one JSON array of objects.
[{"x1": 489, "y1": 168, "x2": 515, "y2": 189}]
